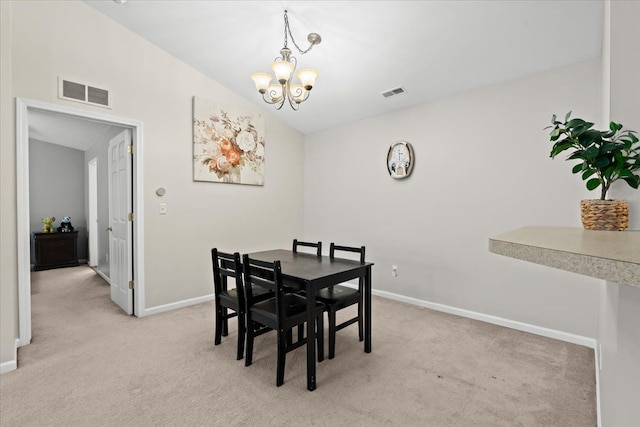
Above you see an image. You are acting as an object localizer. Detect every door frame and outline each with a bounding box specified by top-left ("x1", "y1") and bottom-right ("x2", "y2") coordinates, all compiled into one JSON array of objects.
[
  {"x1": 16, "y1": 97, "x2": 146, "y2": 347},
  {"x1": 88, "y1": 157, "x2": 98, "y2": 268}
]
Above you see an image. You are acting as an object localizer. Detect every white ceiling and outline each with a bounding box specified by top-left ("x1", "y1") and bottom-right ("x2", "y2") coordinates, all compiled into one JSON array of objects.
[
  {"x1": 29, "y1": 109, "x2": 126, "y2": 151},
  {"x1": 71, "y1": 1, "x2": 602, "y2": 136}
]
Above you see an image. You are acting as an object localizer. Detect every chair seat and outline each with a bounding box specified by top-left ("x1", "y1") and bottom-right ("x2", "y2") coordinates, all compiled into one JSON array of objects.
[
  {"x1": 316, "y1": 285, "x2": 360, "y2": 307},
  {"x1": 252, "y1": 293, "x2": 324, "y2": 319},
  {"x1": 219, "y1": 285, "x2": 271, "y2": 304}
]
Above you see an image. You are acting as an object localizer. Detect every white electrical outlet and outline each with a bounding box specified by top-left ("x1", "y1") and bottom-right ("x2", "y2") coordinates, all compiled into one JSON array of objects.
[{"x1": 392, "y1": 265, "x2": 398, "y2": 277}]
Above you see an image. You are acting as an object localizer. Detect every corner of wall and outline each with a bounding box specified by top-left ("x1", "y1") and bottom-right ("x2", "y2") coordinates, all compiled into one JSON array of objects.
[
  {"x1": 0, "y1": 339, "x2": 19, "y2": 375},
  {"x1": 0, "y1": 0, "x2": 19, "y2": 370}
]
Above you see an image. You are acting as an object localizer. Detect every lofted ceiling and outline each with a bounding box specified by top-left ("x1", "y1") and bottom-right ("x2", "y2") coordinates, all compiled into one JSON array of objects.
[{"x1": 72, "y1": 1, "x2": 603, "y2": 136}]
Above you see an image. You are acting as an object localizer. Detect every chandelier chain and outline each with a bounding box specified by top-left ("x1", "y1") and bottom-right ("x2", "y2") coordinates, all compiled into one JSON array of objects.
[{"x1": 283, "y1": 10, "x2": 315, "y2": 55}]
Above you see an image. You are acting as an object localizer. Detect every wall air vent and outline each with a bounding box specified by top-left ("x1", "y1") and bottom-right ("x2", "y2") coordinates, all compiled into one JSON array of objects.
[
  {"x1": 58, "y1": 77, "x2": 112, "y2": 109},
  {"x1": 381, "y1": 86, "x2": 407, "y2": 98}
]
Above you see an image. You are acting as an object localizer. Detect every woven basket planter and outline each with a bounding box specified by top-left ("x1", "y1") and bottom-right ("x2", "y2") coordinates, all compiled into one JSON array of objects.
[{"x1": 580, "y1": 199, "x2": 629, "y2": 231}]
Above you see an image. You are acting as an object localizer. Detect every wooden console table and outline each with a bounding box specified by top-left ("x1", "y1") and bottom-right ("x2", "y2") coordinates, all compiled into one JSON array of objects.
[{"x1": 33, "y1": 231, "x2": 79, "y2": 271}]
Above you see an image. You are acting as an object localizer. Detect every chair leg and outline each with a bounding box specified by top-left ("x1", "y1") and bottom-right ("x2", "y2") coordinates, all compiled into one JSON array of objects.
[
  {"x1": 236, "y1": 311, "x2": 246, "y2": 360},
  {"x1": 286, "y1": 329, "x2": 293, "y2": 346},
  {"x1": 328, "y1": 309, "x2": 337, "y2": 359},
  {"x1": 221, "y1": 307, "x2": 229, "y2": 336},
  {"x1": 276, "y1": 329, "x2": 287, "y2": 387},
  {"x1": 245, "y1": 316, "x2": 254, "y2": 367},
  {"x1": 297, "y1": 324, "x2": 304, "y2": 342},
  {"x1": 317, "y1": 314, "x2": 324, "y2": 362},
  {"x1": 358, "y1": 298, "x2": 364, "y2": 342},
  {"x1": 214, "y1": 302, "x2": 223, "y2": 345}
]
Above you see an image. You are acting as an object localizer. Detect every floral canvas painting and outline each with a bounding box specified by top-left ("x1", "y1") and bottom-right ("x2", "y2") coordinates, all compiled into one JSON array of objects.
[{"x1": 193, "y1": 97, "x2": 265, "y2": 185}]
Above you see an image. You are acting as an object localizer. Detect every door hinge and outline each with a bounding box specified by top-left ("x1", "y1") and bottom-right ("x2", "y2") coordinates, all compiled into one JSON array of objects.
[
  {"x1": 128, "y1": 212, "x2": 134, "y2": 222},
  {"x1": 129, "y1": 280, "x2": 134, "y2": 290},
  {"x1": 128, "y1": 145, "x2": 133, "y2": 155}
]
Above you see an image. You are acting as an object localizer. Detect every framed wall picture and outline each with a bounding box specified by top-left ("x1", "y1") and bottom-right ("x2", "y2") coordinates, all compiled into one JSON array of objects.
[{"x1": 192, "y1": 96, "x2": 265, "y2": 185}]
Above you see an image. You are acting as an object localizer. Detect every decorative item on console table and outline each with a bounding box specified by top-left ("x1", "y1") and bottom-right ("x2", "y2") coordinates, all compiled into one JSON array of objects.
[
  {"x1": 41, "y1": 216, "x2": 56, "y2": 233},
  {"x1": 57, "y1": 216, "x2": 74, "y2": 232},
  {"x1": 546, "y1": 112, "x2": 640, "y2": 230}
]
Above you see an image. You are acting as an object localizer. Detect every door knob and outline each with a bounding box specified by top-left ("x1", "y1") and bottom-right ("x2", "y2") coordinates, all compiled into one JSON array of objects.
[{"x1": 106, "y1": 226, "x2": 113, "y2": 232}]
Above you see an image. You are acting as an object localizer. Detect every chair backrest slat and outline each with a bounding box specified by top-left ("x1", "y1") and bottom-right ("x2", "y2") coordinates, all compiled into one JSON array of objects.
[
  {"x1": 330, "y1": 243, "x2": 366, "y2": 263},
  {"x1": 211, "y1": 248, "x2": 244, "y2": 309},
  {"x1": 292, "y1": 239, "x2": 322, "y2": 256},
  {"x1": 330, "y1": 243, "x2": 366, "y2": 289},
  {"x1": 243, "y1": 255, "x2": 285, "y2": 324}
]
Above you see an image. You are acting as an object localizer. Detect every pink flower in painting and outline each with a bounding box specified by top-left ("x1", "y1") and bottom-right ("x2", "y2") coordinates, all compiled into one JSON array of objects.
[
  {"x1": 226, "y1": 148, "x2": 241, "y2": 166},
  {"x1": 216, "y1": 156, "x2": 232, "y2": 173},
  {"x1": 220, "y1": 139, "x2": 232, "y2": 153},
  {"x1": 205, "y1": 143, "x2": 222, "y2": 158}
]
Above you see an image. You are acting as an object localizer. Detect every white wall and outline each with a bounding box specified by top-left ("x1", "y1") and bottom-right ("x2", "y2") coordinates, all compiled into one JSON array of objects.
[
  {"x1": 598, "y1": 1, "x2": 640, "y2": 425},
  {"x1": 0, "y1": 0, "x2": 17, "y2": 370},
  {"x1": 305, "y1": 59, "x2": 602, "y2": 339},
  {"x1": 1, "y1": 0, "x2": 305, "y2": 366},
  {"x1": 29, "y1": 140, "x2": 87, "y2": 262}
]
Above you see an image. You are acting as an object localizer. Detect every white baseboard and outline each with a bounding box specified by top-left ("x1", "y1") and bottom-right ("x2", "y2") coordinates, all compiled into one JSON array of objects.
[
  {"x1": 372, "y1": 288, "x2": 597, "y2": 349},
  {"x1": 0, "y1": 339, "x2": 19, "y2": 375},
  {"x1": 143, "y1": 293, "x2": 214, "y2": 317},
  {"x1": 95, "y1": 268, "x2": 110, "y2": 285},
  {"x1": 282, "y1": 281, "x2": 597, "y2": 348},
  {"x1": 0, "y1": 359, "x2": 17, "y2": 374}
]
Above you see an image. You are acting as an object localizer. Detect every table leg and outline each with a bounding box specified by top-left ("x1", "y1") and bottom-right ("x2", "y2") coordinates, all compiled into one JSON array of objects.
[
  {"x1": 365, "y1": 265, "x2": 372, "y2": 353},
  {"x1": 306, "y1": 282, "x2": 316, "y2": 391}
]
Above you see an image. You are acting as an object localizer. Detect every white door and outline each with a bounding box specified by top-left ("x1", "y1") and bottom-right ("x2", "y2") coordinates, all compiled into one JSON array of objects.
[
  {"x1": 108, "y1": 129, "x2": 133, "y2": 314},
  {"x1": 88, "y1": 157, "x2": 98, "y2": 267}
]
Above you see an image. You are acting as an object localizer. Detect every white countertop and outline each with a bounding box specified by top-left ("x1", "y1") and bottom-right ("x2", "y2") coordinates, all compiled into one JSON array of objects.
[{"x1": 489, "y1": 226, "x2": 640, "y2": 288}]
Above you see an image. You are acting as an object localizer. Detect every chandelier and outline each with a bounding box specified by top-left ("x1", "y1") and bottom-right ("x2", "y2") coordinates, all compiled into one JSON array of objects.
[{"x1": 250, "y1": 10, "x2": 321, "y2": 111}]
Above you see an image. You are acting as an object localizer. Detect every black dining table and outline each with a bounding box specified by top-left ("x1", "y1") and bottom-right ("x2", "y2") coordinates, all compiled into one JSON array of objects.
[{"x1": 248, "y1": 249, "x2": 373, "y2": 391}]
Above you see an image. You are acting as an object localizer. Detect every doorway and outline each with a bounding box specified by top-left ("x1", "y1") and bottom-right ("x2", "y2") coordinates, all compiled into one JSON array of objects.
[{"x1": 16, "y1": 98, "x2": 146, "y2": 348}]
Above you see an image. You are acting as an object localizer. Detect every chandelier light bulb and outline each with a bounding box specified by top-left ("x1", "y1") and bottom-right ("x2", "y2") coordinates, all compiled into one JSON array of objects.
[
  {"x1": 296, "y1": 68, "x2": 318, "y2": 91},
  {"x1": 271, "y1": 60, "x2": 294, "y2": 84},
  {"x1": 251, "y1": 72, "x2": 272, "y2": 94}
]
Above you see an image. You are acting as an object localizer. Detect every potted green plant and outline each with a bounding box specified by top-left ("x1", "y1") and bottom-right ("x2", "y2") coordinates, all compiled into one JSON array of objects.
[{"x1": 546, "y1": 111, "x2": 640, "y2": 230}]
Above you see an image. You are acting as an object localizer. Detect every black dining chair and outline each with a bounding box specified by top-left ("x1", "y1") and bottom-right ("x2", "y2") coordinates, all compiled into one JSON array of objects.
[
  {"x1": 291, "y1": 239, "x2": 322, "y2": 341},
  {"x1": 316, "y1": 243, "x2": 366, "y2": 359},
  {"x1": 292, "y1": 239, "x2": 322, "y2": 256},
  {"x1": 243, "y1": 254, "x2": 325, "y2": 387},
  {"x1": 211, "y1": 248, "x2": 271, "y2": 360}
]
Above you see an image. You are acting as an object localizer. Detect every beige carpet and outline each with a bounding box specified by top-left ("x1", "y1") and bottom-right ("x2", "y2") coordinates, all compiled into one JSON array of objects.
[{"x1": 0, "y1": 265, "x2": 596, "y2": 426}]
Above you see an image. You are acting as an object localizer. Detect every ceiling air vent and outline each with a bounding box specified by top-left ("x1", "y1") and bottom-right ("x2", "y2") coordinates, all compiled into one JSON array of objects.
[
  {"x1": 381, "y1": 86, "x2": 406, "y2": 98},
  {"x1": 58, "y1": 77, "x2": 112, "y2": 108}
]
